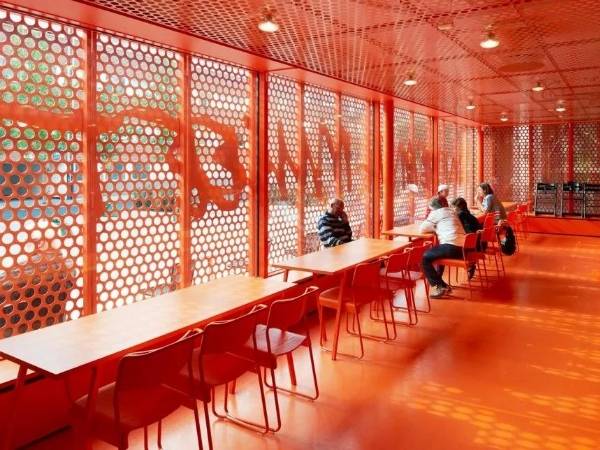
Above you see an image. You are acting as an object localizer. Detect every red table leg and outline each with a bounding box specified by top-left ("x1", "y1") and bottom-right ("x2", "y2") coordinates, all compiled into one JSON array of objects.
[
  {"x1": 331, "y1": 270, "x2": 349, "y2": 361},
  {"x1": 80, "y1": 365, "x2": 101, "y2": 450},
  {"x1": 1, "y1": 364, "x2": 27, "y2": 450}
]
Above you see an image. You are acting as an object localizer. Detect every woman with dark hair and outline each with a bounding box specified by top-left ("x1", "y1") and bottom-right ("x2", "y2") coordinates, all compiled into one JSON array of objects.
[
  {"x1": 452, "y1": 197, "x2": 482, "y2": 233},
  {"x1": 476, "y1": 182, "x2": 507, "y2": 221}
]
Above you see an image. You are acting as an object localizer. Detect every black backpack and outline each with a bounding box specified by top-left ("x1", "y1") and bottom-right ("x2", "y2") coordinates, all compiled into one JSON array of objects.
[{"x1": 499, "y1": 225, "x2": 517, "y2": 256}]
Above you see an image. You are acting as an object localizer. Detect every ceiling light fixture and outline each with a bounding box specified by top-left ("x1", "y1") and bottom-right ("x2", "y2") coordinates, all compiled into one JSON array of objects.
[
  {"x1": 555, "y1": 101, "x2": 566, "y2": 113},
  {"x1": 500, "y1": 113, "x2": 509, "y2": 122},
  {"x1": 480, "y1": 27, "x2": 500, "y2": 49},
  {"x1": 404, "y1": 73, "x2": 417, "y2": 86},
  {"x1": 258, "y1": 13, "x2": 279, "y2": 33},
  {"x1": 466, "y1": 100, "x2": 476, "y2": 110},
  {"x1": 532, "y1": 81, "x2": 545, "y2": 92}
]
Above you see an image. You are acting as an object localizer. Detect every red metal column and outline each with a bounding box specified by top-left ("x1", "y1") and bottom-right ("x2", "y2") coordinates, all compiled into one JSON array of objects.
[
  {"x1": 528, "y1": 124, "x2": 534, "y2": 206},
  {"x1": 180, "y1": 53, "x2": 192, "y2": 287},
  {"x1": 297, "y1": 84, "x2": 306, "y2": 254},
  {"x1": 567, "y1": 121, "x2": 574, "y2": 214},
  {"x1": 365, "y1": 99, "x2": 374, "y2": 237},
  {"x1": 373, "y1": 101, "x2": 381, "y2": 238},
  {"x1": 256, "y1": 72, "x2": 269, "y2": 277},
  {"x1": 382, "y1": 100, "x2": 394, "y2": 234},
  {"x1": 478, "y1": 126, "x2": 484, "y2": 184},
  {"x1": 335, "y1": 92, "x2": 342, "y2": 198},
  {"x1": 432, "y1": 117, "x2": 440, "y2": 195},
  {"x1": 82, "y1": 29, "x2": 98, "y2": 316}
]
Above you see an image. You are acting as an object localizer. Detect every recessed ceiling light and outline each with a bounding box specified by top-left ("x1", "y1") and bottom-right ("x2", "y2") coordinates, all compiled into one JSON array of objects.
[
  {"x1": 466, "y1": 100, "x2": 476, "y2": 110},
  {"x1": 258, "y1": 14, "x2": 279, "y2": 33},
  {"x1": 555, "y1": 101, "x2": 566, "y2": 113},
  {"x1": 532, "y1": 81, "x2": 544, "y2": 92},
  {"x1": 500, "y1": 113, "x2": 509, "y2": 122},
  {"x1": 480, "y1": 30, "x2": 500, "y2": 49},
  {"x1": 404, "y1": 73, "x2": 417, "y2": 86}
]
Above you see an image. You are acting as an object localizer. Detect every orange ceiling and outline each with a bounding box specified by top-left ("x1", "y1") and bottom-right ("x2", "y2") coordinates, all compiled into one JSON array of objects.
[{"x1": 68, "y1": 1, "x2": 600, "y2": 124}]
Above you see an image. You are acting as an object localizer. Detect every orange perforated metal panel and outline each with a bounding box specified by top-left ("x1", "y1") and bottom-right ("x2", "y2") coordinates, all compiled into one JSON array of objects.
[
  {"x1": 413, "y1": 113, "x2": 433, "y2": 219},
  {"x1": 267, "y1": 75, "x2": 299, "y2": 269},
  {"x1": 483, "y1": 125, "x2": 530, "y2": 202},
  {"x1": 531, "y1": 124, "x2": 569, "y2": 184},
  {"x1": 189, "y1": 57, "x2": 252, "y2": 284},
  {"x1": 340, "y1": 95, "x2": 371, "y2": 238},
  {"x1": 94, "y1": 33, "x2": 182, "y2": 312},
  {"x1": 0, "y1": 10, "x2": 86, "y2": 336},
  {"x1": 302, "y1": 84, "x2": 338, "y2": 253},
  {"x1": 392, "y1": 108, "x2": 411, "y2": 226}
]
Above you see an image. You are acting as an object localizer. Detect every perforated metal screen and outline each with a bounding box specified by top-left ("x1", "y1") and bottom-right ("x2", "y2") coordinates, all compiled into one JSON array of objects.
[
  {"x1": 413, "y1": 113, "x2": 433, "y2": 219},
  {"x1": 0, "y1": 11, "x2": 86, "y2": 336},
  {"x1": 189, "y1": 57, "x2": 252, "y2": 284},
  {"x1": 267, "y1": 75, "x2": 300, "y2": 268},
  {"x1": 392, "y1": 108, "x2": 411, "y2": 226},
  {"x1": 483, "y1": 126, "x2": 529, "y2": 203},
  {"x1": 94, "y1": 33, "x2": 182, "y2": 312}
]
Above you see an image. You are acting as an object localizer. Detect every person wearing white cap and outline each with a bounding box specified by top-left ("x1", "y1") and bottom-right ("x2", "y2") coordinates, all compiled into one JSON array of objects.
[{"x1": 425, "y1": 184, "x2": 450, "y2": 216}]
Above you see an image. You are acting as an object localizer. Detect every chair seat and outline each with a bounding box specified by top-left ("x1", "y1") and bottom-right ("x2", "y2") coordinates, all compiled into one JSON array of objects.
[
  {"x1": 239, "y1": 325, "x2": 307, "y2": 369},
  {"x1": 180, "y1": 349, "x2": 254, "y2": 390},
  {"x1": 73, "y1": 382, "x2": 189, "y2": 447},
  {"x1": 379, "y1": 269, "x2": 415, "y2": 289},
  {"x1": 319, "y1": 286, "x2": 392, "y2": 309}
]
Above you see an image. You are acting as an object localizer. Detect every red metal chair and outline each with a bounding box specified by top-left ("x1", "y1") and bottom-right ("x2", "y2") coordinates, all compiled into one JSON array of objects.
[
  {"x1": 378, "y1": 251, "x2": 418, "y2": 326},
  {"x1": 480, "y1": 225, "x2": 506, "y2": 277},
  {"x1": 187, "y1": 304, "x2": 271, "y2": 445},
  {"x1": 243, "y1": 286, "x2": 319, "y2": 432},
  {"x1": 72, "y1": 329, "x2": 202, "y2": 450},
  {"x1": 435, "y1": 232, "x2": 487, "y2": 300},
  {"x1": 405, "y1": 241, "x2": 433, "y2": 313},
  {"x1": 318, "y1": 260, "x2": 396, "y2": 359}
]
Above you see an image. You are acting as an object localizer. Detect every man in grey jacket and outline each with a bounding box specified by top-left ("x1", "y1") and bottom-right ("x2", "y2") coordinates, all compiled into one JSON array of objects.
[{"x1": 418, "y1": 198, "x2": 466, "y2": 298}]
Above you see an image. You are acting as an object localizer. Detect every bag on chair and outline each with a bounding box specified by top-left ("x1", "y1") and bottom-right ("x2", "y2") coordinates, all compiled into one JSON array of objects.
[{"x1": 498, "y1": 224, "x2": 517, "y2": 256}]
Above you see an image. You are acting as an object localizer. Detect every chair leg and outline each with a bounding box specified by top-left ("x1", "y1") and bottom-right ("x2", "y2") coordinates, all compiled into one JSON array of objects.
[
  {"x1": 190, "y1": 403, "x2": 203, "y2": 450},
  {"x1": 203, "y1": 401, "x2": 213, "y2": 450},
  {"x1": 317, "y1": 304, "x2": 327, "y2": 344},
  {"x1": 354, "y1": 309, "x2": 365, "y2": 359},
  {"x1": 268, "y1": 367, "x2": 282, "y2": 432},
  {"x1": 498, "y1": 249, "x2": 506, "y2": 276},
  {"x1": 229, "y1": 379, "x2": 237, "y2": 395},
  {"x1": 157, "y1": 420, "x2": 162, "y2": 449},
  {"x1": 144, "y1": 426, "x2": 149, "y2": 450}
]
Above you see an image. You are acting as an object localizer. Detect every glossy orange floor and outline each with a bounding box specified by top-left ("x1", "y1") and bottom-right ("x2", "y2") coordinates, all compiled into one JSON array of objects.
[{"x1": 26, "y1": 234, "x2": 600, "y2": 450}]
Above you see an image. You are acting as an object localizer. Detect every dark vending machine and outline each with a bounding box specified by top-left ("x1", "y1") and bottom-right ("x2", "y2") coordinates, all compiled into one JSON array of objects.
[
  {"x1": 560, "y1": 182, "x2": 585, "y2": 218},
  {"x1": 534, "y1": 183, "x2": 559, "y2": 216}
]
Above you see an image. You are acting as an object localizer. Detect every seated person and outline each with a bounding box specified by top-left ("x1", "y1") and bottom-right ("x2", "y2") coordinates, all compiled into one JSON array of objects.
[
  {"x1": 318, "y1": 198, "x2": 352, "y2": 248},
  {"x1": 476, "y1": 182, "x2": 507, "y2": 222},
  {"x1": 425, "y1": 184, "x2": 450, "y2": 216},
  {"x1": 452, "y1": 197, "x2": 482, "y2": 233},
  {"x1": 419, "y1": 197, "x2": 466, "y2": 298},
  {"x1": 452, "y1": 196, "x2": 483, "y2": 279}
]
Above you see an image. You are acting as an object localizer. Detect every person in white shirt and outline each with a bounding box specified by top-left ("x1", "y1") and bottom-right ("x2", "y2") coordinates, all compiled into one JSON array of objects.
[{"x1": 418, "y1": 197, "x2": 466, "y2": 298}]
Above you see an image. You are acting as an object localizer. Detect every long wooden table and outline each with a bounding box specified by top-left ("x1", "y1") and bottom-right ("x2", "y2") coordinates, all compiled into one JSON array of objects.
[
  {"x1": 272, "y1": 238, "x2": 409, "y2": 360},
  {"x1": 0, "y1": 275, "x2": 294, "y2": 450},
  {"x1": 381, "y1": 223, "x2": 434, "y2": 241}
]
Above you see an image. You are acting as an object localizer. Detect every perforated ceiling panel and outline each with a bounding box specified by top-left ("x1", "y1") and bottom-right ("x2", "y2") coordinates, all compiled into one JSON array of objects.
[{"x1": 73, "y1": 0, "x2": 600, "y2": 125}]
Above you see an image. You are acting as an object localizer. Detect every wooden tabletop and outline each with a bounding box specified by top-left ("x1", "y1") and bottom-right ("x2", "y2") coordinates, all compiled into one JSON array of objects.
[
  {"x1": 0, "y1": 276, "x2": 294, "y2": 376},
  {"x1": 271, "y1": 238, "x2": 408, "y2": 275},
  {"x1": 381, "y1": 223, "x2": 434, "y2": 239}
]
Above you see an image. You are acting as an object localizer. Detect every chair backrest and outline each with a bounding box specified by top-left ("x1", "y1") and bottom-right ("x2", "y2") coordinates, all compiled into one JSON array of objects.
[
  {"x1": 267, "y1": 286, "x2": 318, "y2": 332},
  {"x1": 385, "y1": 251, "x2": 411, "y2": 275},
  {"x1": 481, "y1": 226, "x2": 497, "y2": 243},
  {"x1": 507, "y1": 211, "x2": 520, "y2": 226},
  {"x1": 200, "y1": 304, "x2": 267, "y2": 356},
  {"x1": 483, "y1": 213, "x2": 495, "y2": 229},
  {"x1": 405, "y1": 242, "x2": 432, "y2": 272},
  {"x1": 114, "y1": 329, "x2": 200, "y2": 425},
  {"x1": 463, "y1": 233, "x2": 479, "y2": 253},
  {"x1": 352, "y1": 260, "x2": 382, "y2": 289}
]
